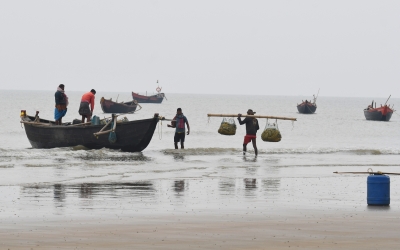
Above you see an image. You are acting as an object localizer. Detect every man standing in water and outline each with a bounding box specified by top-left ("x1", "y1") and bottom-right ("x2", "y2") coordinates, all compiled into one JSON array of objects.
[
  {"x1": 79, "y1": 89, "x2": 96, "y2": 123},
  {"x1": 168, "y1": 108, "x2": 190, "y2": 149},
  {"x1": 238, "y1": 109, "x2": 259, "y2": 156},
  {"x1": 54, "y1": 84, "x2": 68, "y2": 125}
]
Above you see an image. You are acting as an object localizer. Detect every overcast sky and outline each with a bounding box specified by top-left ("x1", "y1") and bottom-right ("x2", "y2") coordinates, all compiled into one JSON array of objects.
[{"x1": 0, "y1": 1, "x2": 399, "y2": 97}]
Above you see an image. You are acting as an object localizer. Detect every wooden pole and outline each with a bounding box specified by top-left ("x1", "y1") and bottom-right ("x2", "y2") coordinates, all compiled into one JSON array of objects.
[{"x1": 207, "y1": 114, "x2": 297, "y2": 121}]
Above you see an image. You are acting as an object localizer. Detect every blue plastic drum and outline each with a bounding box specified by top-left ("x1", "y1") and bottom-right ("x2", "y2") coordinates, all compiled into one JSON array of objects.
[{"x1": 367, "y1": 174, "x2": 390, "y2": 206}]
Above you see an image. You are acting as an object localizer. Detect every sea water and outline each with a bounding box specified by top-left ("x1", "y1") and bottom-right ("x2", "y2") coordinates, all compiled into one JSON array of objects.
[{"x1": 0, "y1": 90, "x2": 399, "y2": 218}]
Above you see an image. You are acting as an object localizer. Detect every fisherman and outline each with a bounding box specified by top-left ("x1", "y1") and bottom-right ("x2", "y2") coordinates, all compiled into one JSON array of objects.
[
  {"x1": 167, "y1": 108, "x2": 190, "y2": 149},
  {"x1": 54, "y1": 84, "x2": 68, "y2": 125},
  {"x1": 238, "y1": 109, "x2": 259, "y2": 156},
  {"x1": 79, "y1": 89, "x2": 96, "y2": 123}
]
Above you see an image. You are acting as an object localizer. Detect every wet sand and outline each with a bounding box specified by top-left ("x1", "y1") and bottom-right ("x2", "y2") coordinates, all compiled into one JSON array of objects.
[
  {"x1": 1, "y1": 165, "x2": 400, "y2": 249},
  {"x1": 2, "y1": 208, "x2": 399, "y2": 249},
  {"x1": 0, "y1": 204, "x2": 400, "y2": 249}
]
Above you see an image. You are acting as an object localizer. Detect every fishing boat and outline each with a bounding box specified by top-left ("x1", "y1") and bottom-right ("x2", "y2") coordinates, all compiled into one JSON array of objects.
[
  {"x1": 100, "y1": 97, "x2": 138, "y2": 114},
  {"x1": 20, "y1": 111, "x2": 160, "y2": 152},
  {"x1": 297, "y1": 90, "x2": 319, "y2": 114},
  {"x1": 132, "y1": 92, "x2": 165, "y2": 103},
  {"x1": 364, "y1": 96, "x2": 394, "y2": 121},
  {"x1": 131, "y1": 82, "x2": 166, "y2": 104}
]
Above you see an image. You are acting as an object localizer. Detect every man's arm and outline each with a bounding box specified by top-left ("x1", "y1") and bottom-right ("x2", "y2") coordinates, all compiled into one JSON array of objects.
[
  {"x1": 186, "y1": 120, "x2": 190, "y2": 135},
  {"x1": 91, "y1": 96, "x2": 95, "y2": 112},
  {"x1": 237, "y1": 114, "x2": 246, "y2": 125}
]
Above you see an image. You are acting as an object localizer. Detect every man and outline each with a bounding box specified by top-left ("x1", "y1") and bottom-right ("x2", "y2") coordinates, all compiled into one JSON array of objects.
[
  {"x1": 79, "y1": 89, "x2": 96, "y2": 123},
  {"x1": 167, "y1": 108, "x2": 190, "y2": 149},
  {"x1": 54, "y1": 84, "x2": 68, "y2": 125},
  {"x1": 238, "y1": 109, "x2": 259, "y2": 156}
]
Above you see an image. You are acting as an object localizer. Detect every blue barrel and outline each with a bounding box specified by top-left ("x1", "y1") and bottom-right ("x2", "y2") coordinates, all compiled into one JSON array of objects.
[
  {"x1": 91, "y1": 115, "x2": 100, "y2": 125},
  {"x1": 367, "y1": 174, "x2": 390, "y2": 206}
]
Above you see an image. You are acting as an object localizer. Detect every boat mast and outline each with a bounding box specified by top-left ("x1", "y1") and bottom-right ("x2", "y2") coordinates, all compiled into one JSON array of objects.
[
  {"x1": 313, "y1": 88, "x2": 320, "y2": 104},
  {"x1": 384, "y1": 95, "x2": 391, "y2": 106}
]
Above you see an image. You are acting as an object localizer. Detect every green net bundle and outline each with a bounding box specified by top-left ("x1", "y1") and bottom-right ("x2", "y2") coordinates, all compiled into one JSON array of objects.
[
  {"x1": 261, "y1": 121, "x2": 281, "y2": 142},
  {"x1": 218, "y1": 118, "x2": 236, "y2": 135}
]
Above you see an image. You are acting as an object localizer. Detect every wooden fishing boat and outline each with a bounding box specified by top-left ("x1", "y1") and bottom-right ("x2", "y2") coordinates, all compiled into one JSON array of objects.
[
  {"x1": 131, "y1": 83, "x2": 166, "y2": 103},
  {"x1": 297, "y1": 100, "x2": 317, "y2": 114},
  {"x1": 364, "y1": 96, "x2": 394, "y2": 121},
  {"x1": 132, "y1": 92, "x2": 165, "y2": 103},
  {"x1": 20, "y1": 112, "x2": 160, "y2": 152},
  {"x1": 100, "y1": 97, "x2": 138, "y2": 113},
  {"x1": 297, "y1": 90, "x2": 319, "y2": 114}
]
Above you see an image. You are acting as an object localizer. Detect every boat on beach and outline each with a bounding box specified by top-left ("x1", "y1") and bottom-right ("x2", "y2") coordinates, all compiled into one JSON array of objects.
[
  {"x1": 364, "y1": 96, "x2": 394, "y2": 121},
  {"x1": 100, "y1": 97, "x2": 138, "y2": 114},
  {"x1": 297, "y1": 90, "x2": 319, "y2": 114},
  {"x1": 20, "y1": 111, "x2": 160, "y2": 152}
]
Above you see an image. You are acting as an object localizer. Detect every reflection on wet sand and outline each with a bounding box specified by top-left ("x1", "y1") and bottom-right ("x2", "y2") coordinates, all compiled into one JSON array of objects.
[
  {"x1": 19, "y1": 178, "x2": 283, "y2": 214},
  {"x1": 262, "y1": 179, "x2": 280, "y2": 192},
  {"x1": 53, "y1": 184, "x2": 66, "y2": 202},
  {"x1": 219, "y1": 179, "x2": 236, "y2": 195},
  {"x1": 173, "y1": 180, "x2": 186, "y2": 197}
]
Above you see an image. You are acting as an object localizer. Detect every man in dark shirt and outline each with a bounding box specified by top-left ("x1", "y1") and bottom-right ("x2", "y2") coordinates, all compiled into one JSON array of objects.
[
  {"x1": 238, "y1": 109, "x2": 259, "y2": 156},
  {"x1": 54, "y1": 84, "x2": 68, "y2": 125},
  {"x1": 167, "y1": 108, "x2": 190, "y2": 149}
]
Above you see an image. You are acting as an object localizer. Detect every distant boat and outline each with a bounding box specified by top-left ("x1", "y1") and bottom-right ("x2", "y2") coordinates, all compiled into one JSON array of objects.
[
  {"x1": 100, "y1": 97, "x2": 138, "y2": 114},
  {"x1": 132, "y1": 81, "x2": 166, "y2": 104},
  {"x1": 297, "y1": 90, "x2": 319, "y2": 114},
  {"x1": 364, "y1": 96, "x2": 394, "y2": 121},
  {"x1": 20, "y1": 112, "x2": 160, "y2": 152},
  {"x1": 132, "y1": 92, "x2": 165, "y2": 103}
]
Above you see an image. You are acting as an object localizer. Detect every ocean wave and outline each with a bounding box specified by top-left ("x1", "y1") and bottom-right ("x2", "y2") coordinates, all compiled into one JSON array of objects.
[
  {"x1": 161, "y1": 147, "x2": 400, "y2": 155},
  {"x1": 0, "y1": 147, "x2": 400, "y2": 161}
]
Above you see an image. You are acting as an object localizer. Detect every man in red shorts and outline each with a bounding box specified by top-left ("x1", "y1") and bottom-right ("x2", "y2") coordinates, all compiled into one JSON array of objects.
[{"x1": 238, "y1": 109, "x2": 259, "y2": 156}]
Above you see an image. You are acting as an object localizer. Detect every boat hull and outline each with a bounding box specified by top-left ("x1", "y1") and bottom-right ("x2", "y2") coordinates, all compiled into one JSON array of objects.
[
  {"x1": 364, "y1": 110, "x2": 393, "y2": 121},
  {"x1": 100, "y1": 98, "x2": 137, "y2": 113},
  {"x1": 23, "y1": 116, "x2": 159, "y2": 152},
  {"x1": 132, "y1": 92, "x2": 164, "y2": 103},
  {"x1": 297, "y1": 103, "x2": 317, "y2": 114}
]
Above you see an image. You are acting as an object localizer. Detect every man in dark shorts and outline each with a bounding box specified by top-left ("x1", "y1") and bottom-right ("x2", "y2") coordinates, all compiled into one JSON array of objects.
[
  {"x1": 167, "y1": 108, "x2": 190, "y2": 149},
  {"x1": 79, "y1": 89, "x2": 96, "y2": 123},
  {"x1": 238, "y1": 109, "x2": 259, "y2": 156}
]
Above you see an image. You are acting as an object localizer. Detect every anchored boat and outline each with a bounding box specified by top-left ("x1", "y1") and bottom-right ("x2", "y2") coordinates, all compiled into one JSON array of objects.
[
  {"x1": 364, "y1": 96, "x2": 394, "y2": 121},
  {"x1": 132, "y1": 81, "x2": 166, "y2": 104},
  {"x1": 20, "y1": 111, "x2": 160, "y2": 152},
  {"x1": 297, "y1": 90, "x2": 319, "y2": 114},
  {"x1": 100, "y1": 97, "x2": 138, "y2": 114}
]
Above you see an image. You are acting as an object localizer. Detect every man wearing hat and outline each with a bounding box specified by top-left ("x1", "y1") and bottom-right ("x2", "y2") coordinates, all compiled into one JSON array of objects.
[
  {"x1": 238, "y1": 109, "x2": 259, "y2": 156},
  {"x1": 79, "y1": 89, "x2": 96, "y2": 123}
]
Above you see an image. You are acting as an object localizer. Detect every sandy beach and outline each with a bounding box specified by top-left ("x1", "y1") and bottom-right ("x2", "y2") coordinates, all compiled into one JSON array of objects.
[{"x1": 2, "y1": 209, "x2": 400, "y2": 249}]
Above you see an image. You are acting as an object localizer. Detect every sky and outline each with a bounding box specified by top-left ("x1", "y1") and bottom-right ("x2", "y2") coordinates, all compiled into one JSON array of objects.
[{"x1": 0, "y1": 0, "x2": 399, "y2": 97}]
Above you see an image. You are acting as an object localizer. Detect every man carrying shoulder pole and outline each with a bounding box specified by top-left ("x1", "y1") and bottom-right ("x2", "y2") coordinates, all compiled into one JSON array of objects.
[{"x1": 238, "y1": 109, "x2": 259, "y2": 156}]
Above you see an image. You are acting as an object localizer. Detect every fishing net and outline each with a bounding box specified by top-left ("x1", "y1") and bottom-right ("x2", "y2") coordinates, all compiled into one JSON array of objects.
[
  {"x1": 261, "y1": 119, "x2": 281, "y2": 142},
  {"x1": 218, "y1": 118, "x2": 236, "y2": 135}
]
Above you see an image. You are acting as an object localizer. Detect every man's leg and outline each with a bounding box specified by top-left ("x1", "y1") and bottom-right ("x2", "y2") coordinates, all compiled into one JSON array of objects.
[
  {"x1": 81, "y1": 115, "x2": 85, "y2": 123},
  {"x1": 174, "y1": 133, "x2": 178, "y2": 149},
  {"x1": 252, "y1": 138, "x2": 258, "y2": 156},
  {"x1": 243, "y1": 144, "x2": 247, "y2": 155},
  {"x1": 181, "y1": 133, "x2": 185, "y2": 149}
]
